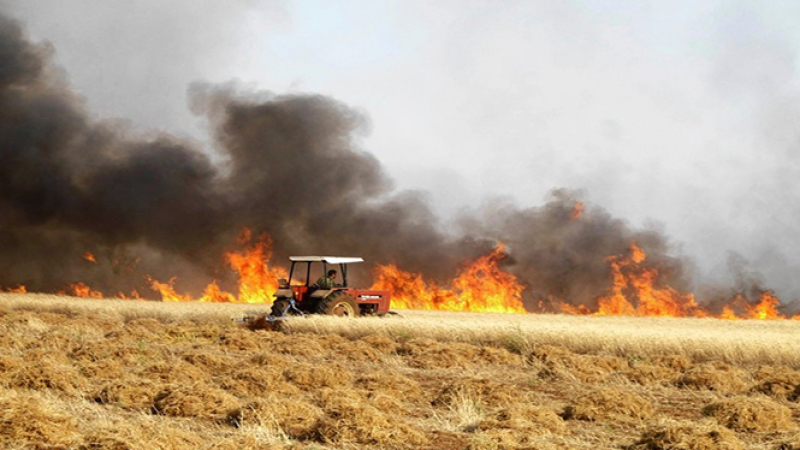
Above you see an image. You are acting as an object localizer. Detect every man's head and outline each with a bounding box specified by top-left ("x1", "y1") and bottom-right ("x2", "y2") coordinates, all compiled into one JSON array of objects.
[{"x1": 327, "y1": 269, "x2": 337, "y2": 278}]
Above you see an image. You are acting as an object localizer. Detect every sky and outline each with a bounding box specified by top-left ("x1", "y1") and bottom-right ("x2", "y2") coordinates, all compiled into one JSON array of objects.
[{"x1": 3, "y1": 0, "x2": 800, "y2": 298}]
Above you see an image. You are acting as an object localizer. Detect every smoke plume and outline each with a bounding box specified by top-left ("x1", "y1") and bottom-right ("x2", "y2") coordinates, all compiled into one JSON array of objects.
[
  {"x1": 0, "y1": 11, "x2": 732, "y2": 311},
  {"x1": 0, "y1": 13, "x2": 490, "y2": 295},
  {"x1": 457, "y1": 189, "x2": 692, "y2": 309}
]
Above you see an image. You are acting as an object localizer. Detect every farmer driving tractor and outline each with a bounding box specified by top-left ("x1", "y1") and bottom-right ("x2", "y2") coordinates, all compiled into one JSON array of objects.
[
  {"x1": 264, "y1": 256, "x2": 391, "y2": 318},
  {"x1": 315, "y1": 269, "x2": 338, "y2": 289}
]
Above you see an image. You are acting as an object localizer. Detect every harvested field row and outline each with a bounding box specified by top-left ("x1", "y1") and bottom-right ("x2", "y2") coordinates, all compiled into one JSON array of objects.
[
  {"x1": 2, "y1": 294, "x2": 800, "y2": 450},
  {"x1": 4, "y1": 293, "x2": 800, "y2": 367},
  {"x1": 284, "y1": 310, "x2": 800, "y2": 367}
]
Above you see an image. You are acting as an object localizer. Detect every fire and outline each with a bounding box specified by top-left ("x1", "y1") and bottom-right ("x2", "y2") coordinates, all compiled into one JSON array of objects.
[
  {"x1": 224, "y1": 229, "x2": 286, "y2": 303},
  {"x1": 82, "y1": 252, "x2": 98, "y2": 263},
  {"x1": 451, "y1": 245, "x2": 526, "y2": 313},
  {"x1": 198, "y1": 282, "x2": 236, "y2": 303},
  {"x1": 2, "y1": 225, "x2": 795, "y2": 321},
  {"x1": 747, "y1": 291, "x2": 782, "y2": 320},
  {"x1": 593, "y1": 242, "x2": 705, "y2": 317},
  {"x1": 148, "y1": 228, "x2": 285, "y2": 303},
  {"x1": 595, "y1": 252, "x2": 635, "y2": 316},
  {"x1": 560, "y1": 303, "x2": 592, "y2": 315},
  {"x1": 68, "y1": 282, "x2": 103, "y2": 299},
  {"x1": 719, "y1": 306, "x2": 738, "y2": 320},
  {"x1": 147, "y1": 277, "x2": 192, "y2": 302},
  {"x1": 370, "y1": 264, "x2": 437, "y2": 310},
  {"x1": 116, "y1": 290, "x2": 142, "y2": 300},
  {"x1": 571, "y1": 202, "x2": 584, "y2": 220},
  {"x1": 550, "y1": 242, "x2": 791, "y2": 320},
  {"x1": 371, "y1": 244, "x2": 526, "y2": 313},
  {"x1": 716, "y1": 291, "x2": 784, "y2": 320}
]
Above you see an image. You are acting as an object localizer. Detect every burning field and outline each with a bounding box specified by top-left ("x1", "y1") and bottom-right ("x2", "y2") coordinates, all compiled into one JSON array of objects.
[
  {"x1": 3, "y1": 6, "x2": 800, "y2": 449},
  {"x1": 2, "y1": 293, "x2": 800, "y2": 450},
  {"x1": 6, "y1": 229, "x2": 794, "y2": 321},
  {"x1": 2, "y1": 8, "x2": 799, "y2": 320}
]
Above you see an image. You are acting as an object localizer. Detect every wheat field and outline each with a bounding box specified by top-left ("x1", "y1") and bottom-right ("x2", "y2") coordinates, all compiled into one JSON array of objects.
[{"x1": 2, "y1": 292, "x2": 800, "y2": 450}]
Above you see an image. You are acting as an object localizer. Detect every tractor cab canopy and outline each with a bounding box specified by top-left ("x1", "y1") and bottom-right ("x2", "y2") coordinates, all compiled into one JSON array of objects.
[
  {"x1": 289, "y1": 256, "x2": 364, "y2": 264},
  {"x1": 286, "y1": 256, "x2": 364, "y2": 287}
]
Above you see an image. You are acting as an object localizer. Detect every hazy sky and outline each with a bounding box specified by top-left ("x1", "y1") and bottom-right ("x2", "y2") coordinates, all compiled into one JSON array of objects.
[{"x1": 3, "y1": 0, "x2": 800, "y2": 297}]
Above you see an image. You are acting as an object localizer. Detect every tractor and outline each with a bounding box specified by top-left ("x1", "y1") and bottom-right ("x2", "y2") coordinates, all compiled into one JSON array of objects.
[{"x1": 270, "y1": 256, "x2": 391, "y2": 317}]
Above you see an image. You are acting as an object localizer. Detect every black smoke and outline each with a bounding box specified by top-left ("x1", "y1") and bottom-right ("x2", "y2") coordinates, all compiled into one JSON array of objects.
[
  {"x1": 456, "y1": 189, "x2": 693, "y2": 310},
  {"x1": 0, "y1": 12, "x2": 705, "y2": 310},
  {"x1": 0, "y1": 13, "x2": 489, "y2": 296}
]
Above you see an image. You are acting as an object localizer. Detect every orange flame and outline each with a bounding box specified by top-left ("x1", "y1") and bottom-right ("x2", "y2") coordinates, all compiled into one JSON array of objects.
[
  {"x1": 719, "y1": 306, "x2": 738, "y2": 320},
  {"x1": 560, "y1": 302, "x2": 592, "y2": 315},
  {"x1": 68, "y1": 282, "x2": 103, "y2": 299},
  {"x1": 147, "y1": 228, "x2": 285, "y2": 303},
  {"x1": 550, "y1": 242, "x2": 791, "y2": 320},
  {"x1": 716, "y1": 291, "x2": 784, "y2": 320},
  {"x1": 147, "y1": 276, "x2": 192, "y2": 302},
  {"x1": 4, "y1": 227, "x2": 796, "y2": 321},
  {"x1": 571, "y1": 202, "x2": 584, "y2": 220},
  {"x1": 224, "y1": 229, "x2": 286, "y2": 303},
  {"x1": 747, "y1": 291, "x2": 782, "y2": 319},
  {"x1": 371, "y1": 244, "x2": 526, "y2": 313},
  {"x1": 451, "y1": 245, "x2": 526, "y2": 313},
  {"x1": 370, "y1": 264, "x2": 435, "y2": 310},
  {"x1": 116, "y1": 290, "x2": 142, "y2": 300},
  {"x1": 595, "y1": 243, "x2": 705, "y2": 317},
  {"x1": 198, "y1": 281, "x2": 237, "y2": 303},
  {"x1": 82, "y1": 252, "x2": 98, "y2": 263}
]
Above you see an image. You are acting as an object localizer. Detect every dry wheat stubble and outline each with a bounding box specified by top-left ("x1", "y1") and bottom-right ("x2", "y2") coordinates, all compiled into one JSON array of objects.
[{"x1": 3, "y1": 294, "x2": 800, "y2": 450}]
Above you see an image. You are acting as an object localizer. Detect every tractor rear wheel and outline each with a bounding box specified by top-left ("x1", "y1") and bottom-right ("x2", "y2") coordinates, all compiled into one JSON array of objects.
[
  {"x1": 316, "y1": 291, "x2": 360, "y2": 317},
  {"x1": 271, "y1": 298, "x2": 290, "y2": 316}
]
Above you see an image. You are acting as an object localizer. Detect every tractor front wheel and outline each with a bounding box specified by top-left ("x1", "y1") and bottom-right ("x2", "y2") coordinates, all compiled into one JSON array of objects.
[
  {"x1": 316, "y1": 291, "x2": 360, "y2": 317},
  {"x1": 271, "y1": 298, "x2": 290, "y2": 316}
]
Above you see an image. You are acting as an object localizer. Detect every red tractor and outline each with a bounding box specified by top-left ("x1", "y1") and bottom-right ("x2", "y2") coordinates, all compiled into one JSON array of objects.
[{"x1": 270, "y1": 256, "x2": 391, "y2": 317}]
